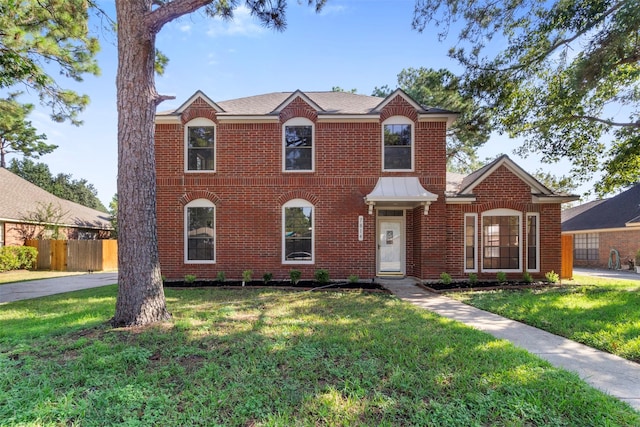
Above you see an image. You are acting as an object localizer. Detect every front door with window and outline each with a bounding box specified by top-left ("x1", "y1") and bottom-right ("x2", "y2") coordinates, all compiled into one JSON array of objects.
[{"x1": 377, "y1": 212, "x2": 405, "y2": 276}]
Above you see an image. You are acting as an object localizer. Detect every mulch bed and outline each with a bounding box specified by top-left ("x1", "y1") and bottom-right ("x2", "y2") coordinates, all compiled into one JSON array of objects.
[
  {"x1": 421, "y1": 281, "x2": 555, "y2": 293},
  {"x1": 163, "y1": 279, "x2": 390, "y2": 293}
]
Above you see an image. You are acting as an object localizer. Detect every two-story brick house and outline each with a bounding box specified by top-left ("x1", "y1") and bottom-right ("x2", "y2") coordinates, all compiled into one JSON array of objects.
[{"x1": 154, "y1": 89, "x2": 576, "y2": 282}]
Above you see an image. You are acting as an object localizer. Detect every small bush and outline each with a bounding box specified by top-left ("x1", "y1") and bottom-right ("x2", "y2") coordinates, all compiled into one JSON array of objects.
[
  {"x1": 496, "y1": 271, "x2": 507, "y2": 284},
  {"x1": 263, "y1": 272, "x2": 273, "y2": 284},
  {"x1": 216, "y1": 271, "x2": 226, "y2": 283},
  {"x1": 440, "y1": 272, "x2": 452, "y2": 285},
  {"x1": 468, "y1": 273, "x2": 478, "y2": 285},
  {"x1": 289, "y1": 270, "x2": 301, "y2": 285},
  {"x1": 0, "y1": 246, "x2": 37, "y2": 272},
  {"x1": 242, "y1": 270, "x2": 253, "y2": 283},
  {"x1": 545, "y1": 270, "x2": 560, "y2": 284},
  {"x1": 523, "y1": 271, "x2": 533, "y2": 283},
  {"x1": 314, "y1": 269, "x2": 330, "y2": 284},
  {"x1": 184, "y1": 274, "x2": 197, "y2": 283},
  {"x1": 348, "y1": 274, "x2": 359, "y2": 284}
]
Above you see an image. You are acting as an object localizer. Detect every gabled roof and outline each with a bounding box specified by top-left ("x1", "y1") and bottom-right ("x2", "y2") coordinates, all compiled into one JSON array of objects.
[
  {"x1": 157, "y1": 90, "x2": 458, "y2": 120},
  {"x1": 446, "y1": 155, "x2": 579, "y2": 204},
  {"x1": 562, "y1": 183, "x2": 640, "y2": 231},
  {"x1": 0, "y1": 168, "x2": 112, "y2": 230}
]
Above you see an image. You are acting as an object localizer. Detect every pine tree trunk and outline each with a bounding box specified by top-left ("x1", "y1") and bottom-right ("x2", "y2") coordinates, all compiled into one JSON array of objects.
[{"x1": 112, "y1": 0, "x2": 170, "y2": 326}]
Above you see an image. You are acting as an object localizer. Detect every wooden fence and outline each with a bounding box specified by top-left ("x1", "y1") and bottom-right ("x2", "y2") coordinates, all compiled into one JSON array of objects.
[
  {"x1": 561, "y1": 234, "x2": 573, "y2": 280},
  {"x1": 26, "y1": 240, "x2": 118, "y2": 272}
]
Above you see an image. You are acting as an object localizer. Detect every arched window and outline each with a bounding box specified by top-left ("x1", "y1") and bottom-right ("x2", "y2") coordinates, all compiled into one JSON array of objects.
[
  {"x1": 283, "y1": 117, "x2": 314, "y2": 172},
  {"x1": 185, "y1": 117, "x2": 216, "y2": 172},
  {"x1": 282, "y1": 199, "x2": 314, "y2": 263},
  {"x1": 382, "y1": 116, "x2": 414, "y2": 171},
  {"x1": 185, "y1": 199, "x2": 215, "y2": 263}
]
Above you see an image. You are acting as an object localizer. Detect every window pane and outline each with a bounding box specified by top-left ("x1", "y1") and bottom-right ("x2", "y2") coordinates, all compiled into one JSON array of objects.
[
  {"x1": 285, "y1": 206, "x2": 313, "y2": 261},
  {"x1": 574, "y1": 233, "x2": 599, "y2": 260},
  {"x1": 187, "y1": 207, "x2": 214, "y2": 261},
  {"x1": 188, "y1": 126, "x2": 215, "y2": 171},
  {"x1": 482, "y1": 215, "x2": 520, "y2": 270},
  {"x1": 465, "y1": 215, "x2": 476, "y2": 270},
  {"x1": 285, "y1": 126, "x2": 312, "y2": 170},
  {"x1": 527, "y1": 215, "x2": 538, "y2": 270},
  {"x1": 384, "y1": 124, "x2": 411, "y2": 170}
]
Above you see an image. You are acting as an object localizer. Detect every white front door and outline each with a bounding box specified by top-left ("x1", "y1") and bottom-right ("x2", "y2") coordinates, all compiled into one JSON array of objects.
[{"x1": 377, "y1": 216, "x2": 404, "y2": 275}]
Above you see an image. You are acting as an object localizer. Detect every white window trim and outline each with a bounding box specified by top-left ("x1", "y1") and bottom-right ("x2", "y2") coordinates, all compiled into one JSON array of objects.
[
  {"x1": 184, "y1": 117, "x2": 216, "y2": 173},
  {"x1": 481, "y1": 208, "x2": 522, "y2": 273},
  {"x1": 282, "y1": 198, "x2": 315, "y2": 264},
  {"x1": 282, "y1": 117, "x2": 315, "y2": 173},
  {"x1": 382, "y1": 115, "x2": 414, "y2": 172},
  {"x1": 526, "y1": 212, "x2": 540, "y2": 273},
  {"x1": 464, "y1": 213, "x2": 478, "y2": 273},
  {"x1": 0, "y1": 221, "x2": 4, "y2": 247},
  {"x1": 184, "y1": 198, "x2": 216, "y2": 264}
]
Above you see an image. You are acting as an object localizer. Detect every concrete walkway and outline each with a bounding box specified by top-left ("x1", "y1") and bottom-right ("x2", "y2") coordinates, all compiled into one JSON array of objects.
[
  {"x1": 383, "y1": 280, "x2": 640, "y2": 411},
  {"x1": 0, "y1": 272, "x2": 118, "y2": 303}
]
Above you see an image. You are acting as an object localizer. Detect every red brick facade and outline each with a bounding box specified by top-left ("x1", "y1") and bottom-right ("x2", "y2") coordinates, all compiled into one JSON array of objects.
[{"x1": 155, "y1": 91, "x2": 566, "y2": 282}]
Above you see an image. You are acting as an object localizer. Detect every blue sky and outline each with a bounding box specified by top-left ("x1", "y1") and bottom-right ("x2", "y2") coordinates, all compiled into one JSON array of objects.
[{"x1": 7, "y1": 0, "x2": 588, "y2": 207}]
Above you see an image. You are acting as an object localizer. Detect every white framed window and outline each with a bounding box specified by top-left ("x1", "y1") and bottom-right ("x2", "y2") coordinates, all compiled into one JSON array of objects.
[
  {"x1": 526, "y1": 213, "x2": 540, "y2": 272},
  {"x1": 283, "y1": 117, "x2": 314, "y2": 172},
  {"x1": 464, "y1": 213, "x2": 478, "y2": 272},
  {"x1": 185, "y1": 199, "x2": 215, "y2": 263},
  {"x1": 185, "y1": 117, "x2": 216, "y2": 172},
  {"x1": 282, "y1": 199, "x2": 314, "y2": 264},
  {"x1": 0, "y1": 222, "x2": 4, "y2": 247},
  {"x1": 481, "y1": 209, "x2": 522, "y2": 272},
  {"x1": 382, "y1": 116, "x2": 414, "y2": 171}
]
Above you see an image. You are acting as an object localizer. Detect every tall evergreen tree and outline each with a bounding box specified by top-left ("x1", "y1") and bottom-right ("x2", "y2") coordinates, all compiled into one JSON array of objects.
[{"x1": 0, "y1": 93, "x2": 56, "y2": 168}]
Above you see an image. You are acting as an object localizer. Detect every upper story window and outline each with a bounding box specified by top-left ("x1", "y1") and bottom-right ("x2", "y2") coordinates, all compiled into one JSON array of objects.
[
  {"x1": 382, "y1": 116, "x2": 414, "y2": 171},
  {"x1": 185, "y1": 199, "x2": 215, "y2": 263},
  {"x1": 283, "y1": 117, "x2": 314, "y2": 172},
  {"x1": 283, "y1": 199, "x2": 314, "y2": 264},
  {"x1": 185, "y1": 118, "x2": 216, "y2": 172}
]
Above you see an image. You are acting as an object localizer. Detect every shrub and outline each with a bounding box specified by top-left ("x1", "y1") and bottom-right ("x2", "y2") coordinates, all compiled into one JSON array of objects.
[
  {"x1": 262, "y1": 272, "x2": 273, "y2": 285},
  {"x1": 242, "y1": 270, "x2": 253, "y2": 283},
  {"x1": 545, "y1": 270, "x2": 560, "y2": 284},
  {"x1": 314, "y1": 269, "x2": 330, "y2": 284},
  {"x1": 468, "y1": 273, "x2": 478, "y2": 285},
  {"x1": 216, "y1": 271, "x2": 226, "y2": 283},
  {"x1": 440, "y1": 272, "x2": 452, "y2": 285},
  {"x1": 184, "y1": 274, "x2": 196, "y2": 284},
  {"x1": 0, "y1": 246, "x2": 37, "y2": 272},
  {"x1": 496, "y1": 271, "x2": 507, "y2": 284},
  {"x1": 523, "y1": 271, "x2": 533, "y2": 284},
  {"x1": 289, "y1": 270, "x2": 301, "y2": 285},
  {"x1": 348, "y1": 274, "x2": 359, "y2": 284}
]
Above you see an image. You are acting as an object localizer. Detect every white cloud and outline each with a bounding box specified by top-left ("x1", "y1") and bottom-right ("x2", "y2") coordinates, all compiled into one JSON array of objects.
[
  {"x1": 206, "y1": 6, "x2": 265, "y2": 38},
  {"x1": 319, "y1": 4, "x2": 347, "y2": 16},
  {"x1": 179, "y1": 24, "x2": 192, "y2": 33}
]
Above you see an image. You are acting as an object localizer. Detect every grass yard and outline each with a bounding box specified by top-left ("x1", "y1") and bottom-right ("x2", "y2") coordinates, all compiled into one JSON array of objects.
[
  {"x1": 448, "y1": 274, "x2": 640, "y2": 363},
  {"x1": 1, "y1": 286, "x2": 639, "y2": 426}
]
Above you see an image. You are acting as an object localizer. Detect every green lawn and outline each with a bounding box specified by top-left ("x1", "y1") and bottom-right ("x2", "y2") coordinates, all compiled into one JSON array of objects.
[
  {"x1": 448, "y1": 274, "x2": 640, "y2": 363},
  {"x1": 0, "y1": 269, "x2": 87, "y2": 285},
  {"x1": 1, "y1": 286, "x2": 638, "y2": 426}
]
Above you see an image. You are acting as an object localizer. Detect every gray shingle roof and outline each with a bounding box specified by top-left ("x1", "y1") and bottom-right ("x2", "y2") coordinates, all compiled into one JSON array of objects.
[
  {"x1": 562, "y1": 183, "x2": 640, "y2": 231},
  {"x1": 0, "y1": 167, "x2": 112, "y2": 230},
  {"x1": 160, "y1": 90, "x2": 458, "y2": 117}
]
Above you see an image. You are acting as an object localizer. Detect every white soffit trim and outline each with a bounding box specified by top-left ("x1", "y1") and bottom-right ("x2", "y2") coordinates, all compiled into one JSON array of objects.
[{"x1": 365, "y1": 177, "x2": 438, "y2": 206}]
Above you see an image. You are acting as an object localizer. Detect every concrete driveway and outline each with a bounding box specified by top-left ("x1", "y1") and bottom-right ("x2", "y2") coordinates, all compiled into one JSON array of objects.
[{"x1": 0, "y1": 272, "x2": 118, "y2": 303}]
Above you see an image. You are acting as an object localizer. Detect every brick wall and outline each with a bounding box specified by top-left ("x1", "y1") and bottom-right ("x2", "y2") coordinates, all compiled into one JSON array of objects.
[{"x1": 570, "y1": 229, "x2": 640, "y2": 270}]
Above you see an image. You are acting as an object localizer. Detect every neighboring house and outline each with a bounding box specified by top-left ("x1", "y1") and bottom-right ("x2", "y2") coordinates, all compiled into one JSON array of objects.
[
  {"x1": 0, "y1": 167, "x2": 112, "y2": 246},
  {"x1": 154, "y1": 89, "x2": 577, "y2": 282},
  {"x1": 562, "y1": 183, "x2": 640, "y2": 269}
]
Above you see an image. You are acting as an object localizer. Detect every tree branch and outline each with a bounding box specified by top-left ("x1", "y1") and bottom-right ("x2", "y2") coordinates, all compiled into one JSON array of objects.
[
  {"x1": 572, "y1": 115, "x2": 640, "y2": 128},
  {"x1": 145, "y1": 0, "x2": 215, "y2": 34}
]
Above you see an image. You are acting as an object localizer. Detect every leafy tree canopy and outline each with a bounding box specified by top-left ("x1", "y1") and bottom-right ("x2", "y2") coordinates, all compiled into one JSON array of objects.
[
  {"x1": 373, "y1": 67, "x2": 492, "y2": 172},
  {"x1": 9, "y1": 158, "x2": 106, "y2": 212},
  {"x1": 0, "y1": 0, "x2": 101, "y2": 125},
  {"x1": 412, "y1": 0, "x2": 640, "y2": 194},
  {"x1": 0, "y1": 92, "x2": 57, "y2": 168}
]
